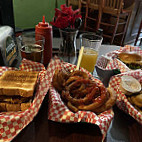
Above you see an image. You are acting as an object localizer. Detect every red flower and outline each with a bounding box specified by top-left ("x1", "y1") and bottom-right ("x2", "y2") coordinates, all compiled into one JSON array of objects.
[
  {"x1": 50, "y1": 4, "x2": 82, "y2": 29},
  {"x1": 50, "y1": 16, "x2": 69, "y2": 29}
]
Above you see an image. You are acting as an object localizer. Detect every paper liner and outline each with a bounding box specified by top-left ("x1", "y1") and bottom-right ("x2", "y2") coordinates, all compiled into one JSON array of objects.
[
  {"x1": 96, "y1": 45, "x2": 142, "y2": 86},
  {"x1": 96, "y1": 45, "x2": 142, "y2": 124},
  {"x1": 0, "y1": 59, "x2": 52, "y2": 142},
  {"x1": 48, "y1": 58, "x2": 114, "y2": 140},
  {"x1": 96, "y1": 45, "x2": 142, "y2": 73},
  {"x1": 109, "y1": 70, "x2": 142, "y2": 124},
  {"x1": 106, "y1": 45, "x2": 142, "y2": 59}
]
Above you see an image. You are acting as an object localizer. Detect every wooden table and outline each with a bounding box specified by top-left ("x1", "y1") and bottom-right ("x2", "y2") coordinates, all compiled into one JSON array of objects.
[
  {"x1": 12, "y1": 94, "x2": 142, "y2": 142},
  {"x1": 12, "y1": 44, "x2": 142, "y2": 142}
]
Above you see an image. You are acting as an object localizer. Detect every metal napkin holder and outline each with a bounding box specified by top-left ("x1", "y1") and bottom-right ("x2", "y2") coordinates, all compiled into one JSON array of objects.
[{"x1": 0, "y1": 26, "x2": 19, "y2": 67}]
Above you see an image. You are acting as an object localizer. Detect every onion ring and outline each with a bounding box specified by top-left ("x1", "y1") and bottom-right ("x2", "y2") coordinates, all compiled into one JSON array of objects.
[
  {"x1": 52, "y1": 70, "x2": 63, "y2": 91},
  {"x1": 70, "y1": 83, "x2": 86, "y2": 97},
  {"x1": 78, "y1": 85, "x2": 108, "y2": 111},
  {"x1": 63, "y1": 84, "x2": 99, "y2": 106},
  {"x1": 52, "y1": 69, "x2": 69, "y2": 92},
  {"x1": 64, "y1": 76, "x2": 83, "y2": 86},
  {"x1": 91, "y1": 88, "x2": 116, "y2": 113},
  {"x1": 69, "y1": 70, "x2": 89, "y2": 79},
  {"x1": 67, "y1": 79, "x2": 96, "y2": 90},
  {"x1": 67, "y1": 101, "x2": 78, "y2": 113},
  {"x1": 52, "y1": 69, "x2": 116, "y2": 114}
]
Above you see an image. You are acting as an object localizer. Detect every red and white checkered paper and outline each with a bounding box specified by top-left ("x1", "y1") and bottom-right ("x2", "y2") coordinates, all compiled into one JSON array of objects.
[
  {"x1": 96, "y1": 45, "x2": 142, "y2": 73},
  {"x1": 109, "y1": 70, "x2": 142, "y2": 124},
  {"x1": 48, "y1": 58, "x2": 114, "y2": 140},
  {"x1": 96, "y1": 45, "x2": 142, "y2": 124},
  {"x1": 0, "y1": 59, "x2": 53, "y2": 142}
]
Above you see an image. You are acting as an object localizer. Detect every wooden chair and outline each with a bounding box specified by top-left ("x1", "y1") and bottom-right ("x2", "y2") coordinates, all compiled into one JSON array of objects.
[
  {"x1": 79, "y1": 0, "x2": 87, "y2": 26},
  {"x1": 84, "y1": 0, "x2": 134, "y2": 45},
  {"x1": 84, "y1": 0, "x2": 101, "y2": 31},
  {"x1": 99, "y1": 0, "x2": 134, "y2": 45},
  {"x1": 79, "y1": 0, "x2": 87, "y2": 13},
  {"x1": 79, "y1": 0, "x2": 87, "y2": 9},
  {"x1": 67, "y1": 0, "x2": 79, "y2": 8},
  {"x1": 67, "y1": 0, "x2": 87, "y2": 11},
  {"x1": 134, "y1": 19, "x2": 142, "y2": 46}
]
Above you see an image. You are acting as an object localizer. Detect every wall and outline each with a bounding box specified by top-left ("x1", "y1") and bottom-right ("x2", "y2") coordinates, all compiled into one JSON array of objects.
[
  {"x1": 13, "y1": 0, "x2": 66, "y2": 29},
  {"x1": 124, "y1": 0, "x2": 142, "y2": 44}
]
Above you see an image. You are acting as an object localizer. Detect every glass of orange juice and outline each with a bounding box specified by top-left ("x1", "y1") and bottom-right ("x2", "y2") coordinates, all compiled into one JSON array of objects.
[{"x1": 79, "y1": 33, "x2": 103, "y2": 73}]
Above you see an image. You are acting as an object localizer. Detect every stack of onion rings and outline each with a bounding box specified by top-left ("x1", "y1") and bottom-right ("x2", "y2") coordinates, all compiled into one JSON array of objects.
[{"x1": 52, "y1": 69, "x2": 116, "y2": 113}]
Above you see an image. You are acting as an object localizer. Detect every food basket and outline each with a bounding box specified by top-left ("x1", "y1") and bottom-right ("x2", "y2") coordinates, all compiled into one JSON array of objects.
[
  {"x1": 48, "y1": 58, "x2": 115, "y2": 140},
  {"x1": 96, "y1": 45, "x2": 142, "y2": 124},
  {"x1": 96, "y1": 45, "x2": 142, "y2": 86},
  {"x1": 0, "y1": 59, "x2": 52, "y2": 142},
  {"x1": 109, "y1": 70, "x2": 142, "y2": 124}
]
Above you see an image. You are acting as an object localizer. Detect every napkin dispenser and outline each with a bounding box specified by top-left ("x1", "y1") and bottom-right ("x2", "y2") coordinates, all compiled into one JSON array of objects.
[{"x1": 0, "y1": 26, "x2": 18, "y2": 67}]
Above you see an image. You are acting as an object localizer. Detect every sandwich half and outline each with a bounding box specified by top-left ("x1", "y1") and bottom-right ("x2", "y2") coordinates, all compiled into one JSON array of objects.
[
  {"x1": 118, "y1": 52, "x2": 142, "y2": 69},
  {"x1": 0, "y1": 70, "x2": 38, "y2": 112}
]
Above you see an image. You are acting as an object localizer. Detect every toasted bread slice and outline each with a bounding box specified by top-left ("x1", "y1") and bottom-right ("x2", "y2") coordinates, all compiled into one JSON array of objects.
[
  {"x1": 0, "y1": 71, "x2": 38, "y2": 97},
  {"x1": 0, "y1": 102, "x2": 31, "y2": 112}
]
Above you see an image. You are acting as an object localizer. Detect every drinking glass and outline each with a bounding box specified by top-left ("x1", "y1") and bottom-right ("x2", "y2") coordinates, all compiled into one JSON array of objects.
[
  {"x1": 59, "y1": 29, "x2": 78, "y2": 65},
  {"x1": 80, "y1": 32, "x2": 103, "y2": 74},
  {"x1": 17, "y1": 32, "x2": 44, "y2": 63}
]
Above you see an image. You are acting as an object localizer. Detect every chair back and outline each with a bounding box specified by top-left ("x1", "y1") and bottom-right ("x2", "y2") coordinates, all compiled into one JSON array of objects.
[
  {"x1": 80, "y1": 0, "x2": 87, "y2": 4},
  {"x1": 68, "y1": 0, "x2": 79, "y2": 6},
  {"x1": 78, "y1": 0, "x2": 87, "y2": 11},
  {"x1": 103, "y1": 0, "x2": 124, "y2": 14},
  {"x1": 88, "y1": 0, "x2": 100, "y2": 10}
]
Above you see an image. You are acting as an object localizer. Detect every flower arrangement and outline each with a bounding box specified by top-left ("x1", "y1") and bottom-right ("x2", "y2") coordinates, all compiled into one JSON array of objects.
[
  {"x1": 50, "y1": 4, "x2": 82, "y2": 64},
  {"x1": 50, "y1": 4, "x2": 82, "y2": 31}
]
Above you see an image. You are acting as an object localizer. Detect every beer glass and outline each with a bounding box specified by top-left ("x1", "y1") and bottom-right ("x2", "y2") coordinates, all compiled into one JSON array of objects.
[{"x1": 17, "y1": 32, "x2": 44, "y2": 63}]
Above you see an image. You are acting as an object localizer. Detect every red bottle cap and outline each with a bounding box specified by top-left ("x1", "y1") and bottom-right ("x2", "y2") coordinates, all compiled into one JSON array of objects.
[{"x1": 38, "y1": 16, "x2": 49, "y2": 27}]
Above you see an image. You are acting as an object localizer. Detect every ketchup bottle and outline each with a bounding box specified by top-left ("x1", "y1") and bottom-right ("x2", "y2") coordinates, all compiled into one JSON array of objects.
[{"x1": 35, "y1": 16, "x2": 52, "y2": 67}]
